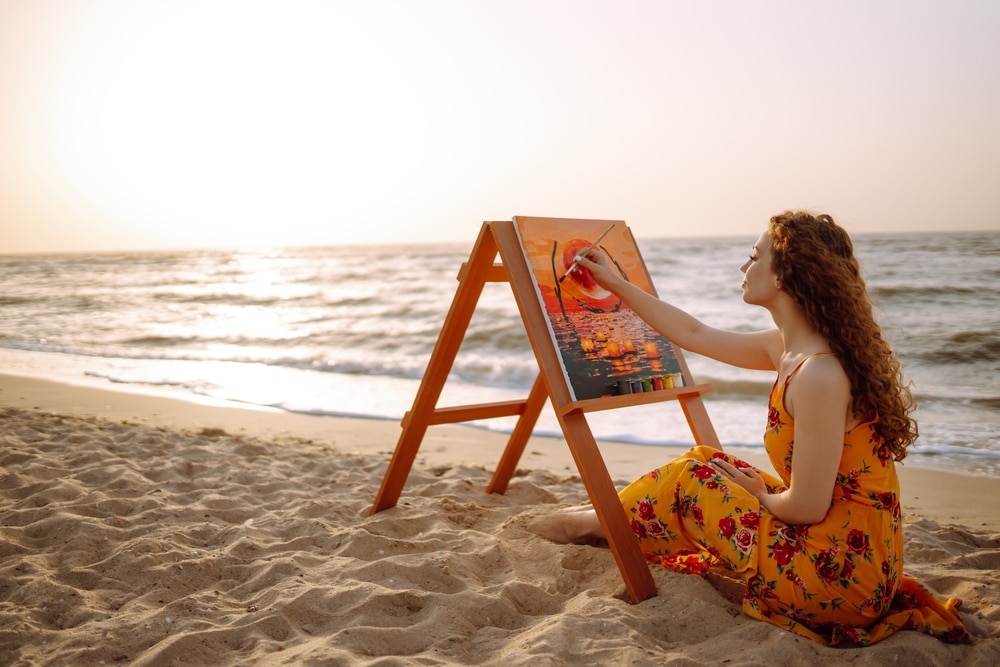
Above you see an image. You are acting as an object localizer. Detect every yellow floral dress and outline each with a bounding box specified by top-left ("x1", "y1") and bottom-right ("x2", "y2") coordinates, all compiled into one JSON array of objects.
[{"x1": 618, "y1": 354, "x2": 970, "y2": 646}]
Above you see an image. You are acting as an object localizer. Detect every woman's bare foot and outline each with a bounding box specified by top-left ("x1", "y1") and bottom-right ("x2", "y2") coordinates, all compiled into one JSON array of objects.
[{"x1": 529, "y1": 506, "x2": 606, "y2": 545}]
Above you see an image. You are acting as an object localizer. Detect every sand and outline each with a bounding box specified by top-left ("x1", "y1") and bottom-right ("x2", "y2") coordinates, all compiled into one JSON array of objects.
[{"x1": 1, "y1": 374, "x2": 998, "y2": 666}]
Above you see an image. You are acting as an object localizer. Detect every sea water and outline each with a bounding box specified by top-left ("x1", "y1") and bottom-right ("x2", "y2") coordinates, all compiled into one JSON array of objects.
[{"x1": 1, "y1": 230, "x2": 998, "y2": 477}]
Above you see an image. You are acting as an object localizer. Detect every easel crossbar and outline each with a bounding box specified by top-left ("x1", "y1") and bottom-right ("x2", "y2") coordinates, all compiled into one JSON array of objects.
[
  {"x1": 560, "y1": 383, "x2": 714, "y2": 416},
  {"x1": 458, "y1": 262, "x2": 507, "y2": 283},
  {"x1": 406, "y1": 399, "x2": 533, "y2": 426}
]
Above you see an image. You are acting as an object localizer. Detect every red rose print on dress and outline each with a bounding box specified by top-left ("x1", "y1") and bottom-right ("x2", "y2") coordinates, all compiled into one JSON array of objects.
[
  {"x1": 718, "y1": 516, "x2": 737, "y2": 539},
  {"x1": 877, "y1": 492, "x2": 895, "y2": 510},
  {"x1": 773, "y1": 542, "x2": 795, "y2": 566},
  {"x1": 767, "y1": 406, "x2": 782, "y2": 430},
  {"x1": 774, "y1": 524, "x2": 807, "y2": 550},
  {"x1": 816, "y1": 552, "x2": 841, "y2": 585},
  {"x1": 693, "y1": 464, "x2": 715, "y2": 481},
  {"x1": 846, "y1": 529, "x2": 871, "y2": 558},
  {"x1": 836, "y1": 626, "x2": 862, "y2": 645},
  {"x1": 784, "y1": 569, "x2": 806, "y2": 589},
  {"x1": 735, "y1": 528, "x2": 755, "y2": 555},
  {"x1": 646, "y1": 519, "x2": 666, "y2": 537},
  {"x1": 690, "y1": 504, "x2": 704, "y2": 525},
  {"x1": 869, "y1": 427, "x2": 892, "y2": 468}
]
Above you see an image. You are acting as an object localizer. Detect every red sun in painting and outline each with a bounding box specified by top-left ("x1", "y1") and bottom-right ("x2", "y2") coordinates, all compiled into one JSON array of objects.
[{"x1": 561, "y1": 239, "x2": 611, "y2": 300}]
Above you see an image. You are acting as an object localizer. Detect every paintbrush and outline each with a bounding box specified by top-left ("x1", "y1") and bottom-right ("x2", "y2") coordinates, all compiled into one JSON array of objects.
[{"x1": 557, "y1": 223, "x2": 616, "y2": 283}]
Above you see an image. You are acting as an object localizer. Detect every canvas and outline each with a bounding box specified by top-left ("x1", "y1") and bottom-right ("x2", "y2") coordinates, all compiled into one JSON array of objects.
[{"x1": 513, "y1": 216, "x2": 684, "y2": 402}]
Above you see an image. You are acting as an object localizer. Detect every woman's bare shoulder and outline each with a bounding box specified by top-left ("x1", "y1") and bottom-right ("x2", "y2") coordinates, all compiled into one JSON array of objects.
[{"x1": 791, "y1": 352, "x2": 851, "y2": 393}]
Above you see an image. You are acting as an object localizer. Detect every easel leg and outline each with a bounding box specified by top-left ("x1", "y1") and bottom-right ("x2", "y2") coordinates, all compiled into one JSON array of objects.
[
  {"x1": 371, "y1": 224, "x2": 498, "y2": 514},
  {"x1": 486, "y1": 373, "x2": 548, "y2": 495},
  {"x1": 559, "y1": 411, "x2": 656, "y2": 604},
  {"x1": 678, "y1": 396, "x2": 722, "y2": 449}
]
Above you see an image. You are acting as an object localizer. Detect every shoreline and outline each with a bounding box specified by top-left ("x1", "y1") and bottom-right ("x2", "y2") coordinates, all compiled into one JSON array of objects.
[{"x1": 1, "y1": 372, "x2": 997, "y2": 531}]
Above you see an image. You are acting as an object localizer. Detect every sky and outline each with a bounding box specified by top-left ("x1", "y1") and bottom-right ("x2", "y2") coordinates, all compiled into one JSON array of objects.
[{"x1": 2, "y1": 1, "x2": 999, "y2": 254}]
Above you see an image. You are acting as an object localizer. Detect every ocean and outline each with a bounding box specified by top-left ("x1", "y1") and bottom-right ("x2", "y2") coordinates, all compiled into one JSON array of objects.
[{"x1": 2, "y1": 229, "x2": 998, "y2": 477}]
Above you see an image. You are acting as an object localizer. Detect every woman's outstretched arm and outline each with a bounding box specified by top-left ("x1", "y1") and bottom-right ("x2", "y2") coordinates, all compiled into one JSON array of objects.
[{"x1": 574, "y1": 250, "x2": 781, "y2": 371}]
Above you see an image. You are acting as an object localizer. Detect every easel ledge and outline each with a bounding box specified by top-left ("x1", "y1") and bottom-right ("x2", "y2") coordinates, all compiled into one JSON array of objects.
[{"x1": 371, "y1": 219, "x2": 721, "y2": 604}]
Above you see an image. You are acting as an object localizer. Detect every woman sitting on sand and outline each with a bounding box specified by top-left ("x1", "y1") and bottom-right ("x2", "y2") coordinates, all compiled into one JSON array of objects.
[{"x1": 537, "y1": 211, "x2": 970, "y2": 646}]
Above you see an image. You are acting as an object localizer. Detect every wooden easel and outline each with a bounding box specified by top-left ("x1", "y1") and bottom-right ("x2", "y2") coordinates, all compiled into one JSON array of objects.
[{"x1": 371, "y1": 219, "x2": 720, "y2": 604}]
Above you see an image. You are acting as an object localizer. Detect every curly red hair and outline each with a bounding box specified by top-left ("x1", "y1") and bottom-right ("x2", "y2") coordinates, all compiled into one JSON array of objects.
[{"x1": 768, "y1": 211, "x2": 917, "y2": 460}]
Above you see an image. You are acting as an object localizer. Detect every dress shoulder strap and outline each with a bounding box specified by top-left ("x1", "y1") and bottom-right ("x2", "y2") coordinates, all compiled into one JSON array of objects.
[{"x1": 782, "y1": 351, "x2": 834, "y2": 389}]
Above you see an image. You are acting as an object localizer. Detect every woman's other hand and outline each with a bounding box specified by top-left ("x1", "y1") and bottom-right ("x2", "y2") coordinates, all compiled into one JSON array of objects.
[{"x1": 709, "y1": 457, "x2": 768, "y2": 500}]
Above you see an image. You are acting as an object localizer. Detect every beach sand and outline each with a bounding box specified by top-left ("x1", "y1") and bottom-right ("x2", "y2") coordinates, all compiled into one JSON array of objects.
[{"x1": 1, "y1": 374, "x2": 998, "y2": 665}]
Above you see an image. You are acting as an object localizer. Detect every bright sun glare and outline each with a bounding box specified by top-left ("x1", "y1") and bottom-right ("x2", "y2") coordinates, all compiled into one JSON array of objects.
[
  {"x1": 43, "y1": 3, "x2": 466, "y2": 248},
  {"x1": 3, "y1": 2, "x2": 998, "y2": 253}
]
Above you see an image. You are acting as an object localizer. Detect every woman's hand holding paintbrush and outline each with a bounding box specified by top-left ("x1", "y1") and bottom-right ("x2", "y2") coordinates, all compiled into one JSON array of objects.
[{"x1": 557, "y1": 223, "x2": 616, "y2": 283}]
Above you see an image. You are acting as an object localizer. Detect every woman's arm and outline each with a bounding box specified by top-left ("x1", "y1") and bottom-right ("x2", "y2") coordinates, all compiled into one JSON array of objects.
[
  {"x1": 574, "y1": 250, "x2": 780, "y2": 371},
  {"x1": 711, "y1": 355, "x2": 849, "y2": 524}
]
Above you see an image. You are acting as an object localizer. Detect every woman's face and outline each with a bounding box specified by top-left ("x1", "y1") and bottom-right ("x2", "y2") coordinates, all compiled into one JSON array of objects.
[{"x1": 739, "y1": 231, "x2": 780, "y2": 305}]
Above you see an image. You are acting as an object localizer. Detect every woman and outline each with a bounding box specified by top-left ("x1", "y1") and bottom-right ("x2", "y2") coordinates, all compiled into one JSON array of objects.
[{"x1": 539, "y1": 211, "x2": 970, "y2": 646}]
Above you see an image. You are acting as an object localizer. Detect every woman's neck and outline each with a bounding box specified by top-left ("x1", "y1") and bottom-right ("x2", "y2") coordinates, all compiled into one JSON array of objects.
[{"x1": 768, "y1": 296, "x2": 829, "y2": 359}]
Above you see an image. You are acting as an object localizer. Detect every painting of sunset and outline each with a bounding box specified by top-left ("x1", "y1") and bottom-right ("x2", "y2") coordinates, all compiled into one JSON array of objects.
[{"x1": 513, "y1": 216, "x2": 684, "y2": 402}]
